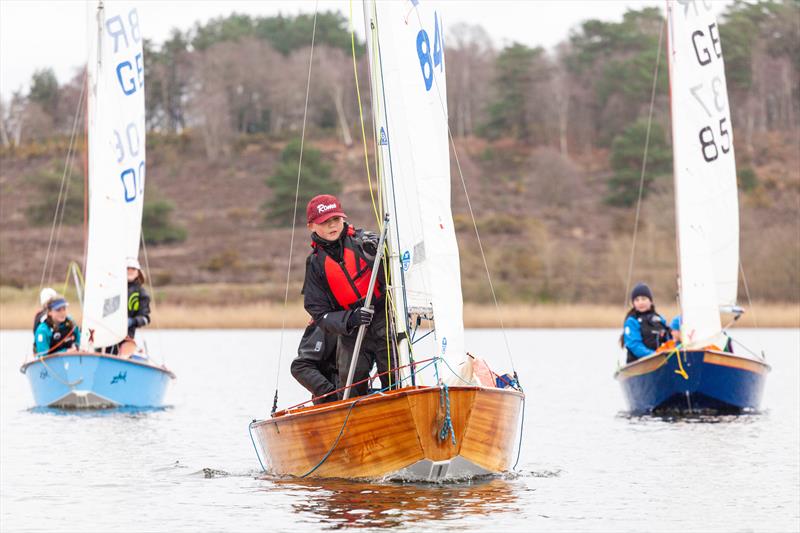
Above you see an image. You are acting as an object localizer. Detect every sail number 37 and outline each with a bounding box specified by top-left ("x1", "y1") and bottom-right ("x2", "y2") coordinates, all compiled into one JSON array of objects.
[{"x1": 416, "y1": 12, "x2": 443, "y2": 91}]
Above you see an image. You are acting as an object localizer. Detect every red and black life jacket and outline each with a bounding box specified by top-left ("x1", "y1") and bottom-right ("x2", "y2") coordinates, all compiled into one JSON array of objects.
[{"x1": 312, "y1": 226, "x2": 382, "y2": 310}]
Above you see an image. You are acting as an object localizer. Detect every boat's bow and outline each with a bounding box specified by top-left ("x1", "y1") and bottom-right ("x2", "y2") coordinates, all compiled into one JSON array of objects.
[
  {"x1": 21, "y1": 352, "x2": 175, "y2": 408},
  {"x1": 615, "y1": 348, "x2": 769, "y2": 414},
  {"x1": 250, "y1": 385, "x2": 523, "y2": 481}
]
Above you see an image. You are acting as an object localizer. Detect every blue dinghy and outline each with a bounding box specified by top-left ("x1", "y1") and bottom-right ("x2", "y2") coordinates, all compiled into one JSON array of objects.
[
  {"x1": 613, "y1": 3, "x2": 771, "y2": 415},
  {"x1": 18, "y1": 2, "x2": 176, "y2": 410},
  {"x1": 615, "y1": 349, "x2": 769, "y2": 415},
  {"x1": 20, "y1": 352, "x2": 175, "y2": 409}
]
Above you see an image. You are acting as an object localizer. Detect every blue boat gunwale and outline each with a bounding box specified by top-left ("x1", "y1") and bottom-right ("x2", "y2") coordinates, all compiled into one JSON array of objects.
[
  {"x1": 20, "y1": 351, "x2": 176, "y2": 379},
  {"x1": 613, "y1": 348, "x2": 770, "y2": 381}
]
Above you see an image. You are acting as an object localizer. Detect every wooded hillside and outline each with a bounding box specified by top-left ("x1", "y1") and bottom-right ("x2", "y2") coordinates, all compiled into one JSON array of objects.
[{"x1": 1, "y1": 2, "x2": 797, "y2": 305}]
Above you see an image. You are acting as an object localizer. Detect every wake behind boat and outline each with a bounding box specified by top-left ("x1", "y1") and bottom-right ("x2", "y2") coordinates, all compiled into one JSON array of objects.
[
  {"x1": 615, "y1": 1, "x2": 769, "y2": 414},
  {"x1": 250, "y1": 0, "x2": 523, "y2": 480},
  {"x1": 20, "y1": 1, "x2": 174, "y2": 409}
]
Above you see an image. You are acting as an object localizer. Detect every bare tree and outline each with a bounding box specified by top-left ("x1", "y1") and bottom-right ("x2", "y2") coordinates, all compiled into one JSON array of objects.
[
  {"x1": 446, "y1": 23, "x2": 494, "y2": 137},
  {"x1": 314, "y1": 46, "x2": 355, "y2": 146}
]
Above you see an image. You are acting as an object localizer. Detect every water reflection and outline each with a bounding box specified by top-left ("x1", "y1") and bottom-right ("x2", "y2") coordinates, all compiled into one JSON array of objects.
[{"x1": 267, "y1": 477, "x2": 521, "y2": 529}]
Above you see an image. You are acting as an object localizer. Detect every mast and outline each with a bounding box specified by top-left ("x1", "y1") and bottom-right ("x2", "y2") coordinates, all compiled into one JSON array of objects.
[{"x1": 362, "y1": 0, "x2": 413, "y2": 378}]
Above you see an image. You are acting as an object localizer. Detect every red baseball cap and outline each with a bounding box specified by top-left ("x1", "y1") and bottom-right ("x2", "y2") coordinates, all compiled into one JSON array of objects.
[{"x1": 306, "y1": 194, "x2": 347, "y2": 224}]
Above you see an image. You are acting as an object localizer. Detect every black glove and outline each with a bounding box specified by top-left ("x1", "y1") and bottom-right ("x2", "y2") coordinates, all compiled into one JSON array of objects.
[
  {"x1": 359, "y1": 232, "x2": 380, "y2": 257},
  {"x1": 347, "y1": 307, "x2": 374, "y2": 329}
]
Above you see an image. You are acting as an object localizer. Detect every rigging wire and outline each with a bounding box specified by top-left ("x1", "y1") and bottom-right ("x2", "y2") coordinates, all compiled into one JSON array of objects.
[
  {"x1": 622, "y1": 19, "x2": 665, "y2": 309},
  {"x1": 270, "y1": 1, "x2": 320, "y2": 415},
  {"x1": 39, "y1": 69, "x2": 87, "y2": 291},
  {"x1": 738, "y1": 260, "x2": 767, "y2": 359},
  {"x1": 139, "y1": 232, "x2": 165, "y2": 364}
]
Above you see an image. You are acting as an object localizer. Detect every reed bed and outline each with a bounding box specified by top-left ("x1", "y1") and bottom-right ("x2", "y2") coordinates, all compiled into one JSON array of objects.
[{"x1": 2, "y1": 302, "x2": 797, "y2": 330}]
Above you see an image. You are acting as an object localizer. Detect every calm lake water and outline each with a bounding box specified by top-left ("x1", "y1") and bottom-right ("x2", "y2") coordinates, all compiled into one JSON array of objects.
[{"x1": 1, "y1": 328, "x2": 798, "y2": 532}]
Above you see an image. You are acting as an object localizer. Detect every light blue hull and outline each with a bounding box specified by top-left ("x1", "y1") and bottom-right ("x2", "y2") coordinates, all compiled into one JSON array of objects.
[{"x1": 20, "y1": 352, "x2": 175, "y2": 408}]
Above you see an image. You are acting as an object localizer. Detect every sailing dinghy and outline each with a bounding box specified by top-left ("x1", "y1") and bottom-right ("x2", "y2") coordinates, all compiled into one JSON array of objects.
[
  {"x1": 249, "y1": 0, "x2": 523, "y2": 481},
  {"x1": 20, "y1": 1, "x2": 175, "y2": 409},
  {"x1": 615, "y1": 0, "x2": 769, "y2": 414}
]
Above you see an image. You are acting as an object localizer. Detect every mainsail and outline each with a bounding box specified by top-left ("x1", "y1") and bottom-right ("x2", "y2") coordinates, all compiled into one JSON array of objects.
[
  {"x1": 363, "y1": 0, "x2": 466, "y2": 371},
  {"x1": 667, "y1": 0, "x2": 739, "y2": 347},
  {"x1": 82, "y1": 1, "x2": 147, "y2": 348}
]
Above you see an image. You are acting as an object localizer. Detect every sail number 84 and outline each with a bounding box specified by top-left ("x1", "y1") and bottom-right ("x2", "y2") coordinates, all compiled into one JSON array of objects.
[{"x1": 416, "y1": 12, "x2": 443, "y2": 91}]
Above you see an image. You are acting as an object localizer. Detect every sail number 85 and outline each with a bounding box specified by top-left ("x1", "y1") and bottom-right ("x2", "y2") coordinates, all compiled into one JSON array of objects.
[
  {"x1": 416, "y1": 12, "x2": 443, "y2": 91},
  {"x1": 698, "y1": 117, "x2": 731, "y2": 162}
]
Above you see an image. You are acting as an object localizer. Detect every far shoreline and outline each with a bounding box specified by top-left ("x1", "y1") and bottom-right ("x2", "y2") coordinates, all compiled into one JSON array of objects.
[{"x1": 2, "y1": 302, "x2": 797, "y2": 330}]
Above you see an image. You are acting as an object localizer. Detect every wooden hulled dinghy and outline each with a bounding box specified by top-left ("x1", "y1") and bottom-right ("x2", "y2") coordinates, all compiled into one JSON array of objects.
[
  {"x1": 250, "y1": 385, "x2": 522, "y2": 481},
  {"x1": 251, "y1": 0, "x2": 523, "y2": 480},
  {"x1": 251, "y1": 387, "x2": 523, "y2": 481}
]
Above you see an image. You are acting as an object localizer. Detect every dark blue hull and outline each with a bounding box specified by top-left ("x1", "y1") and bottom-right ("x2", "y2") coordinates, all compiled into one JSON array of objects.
[{"x1": 615, "y1": 350, "x2": 769, "y2": 415}]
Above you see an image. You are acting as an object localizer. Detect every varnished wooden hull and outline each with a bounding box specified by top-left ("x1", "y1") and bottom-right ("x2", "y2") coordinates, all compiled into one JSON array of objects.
[{"x1": 250, "y1": 386, "x2": 523, "y2": 481}]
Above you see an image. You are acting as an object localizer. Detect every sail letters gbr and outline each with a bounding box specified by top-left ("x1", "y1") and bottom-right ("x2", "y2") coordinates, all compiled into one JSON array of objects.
[{"x1": 105, "y1": 6, "x2": 145, "y2": 204}]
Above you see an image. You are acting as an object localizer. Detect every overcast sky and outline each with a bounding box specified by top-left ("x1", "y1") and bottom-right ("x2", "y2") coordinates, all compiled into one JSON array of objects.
[{"x1": 0, "y1": 0, "x2": 733, "y2": 99}]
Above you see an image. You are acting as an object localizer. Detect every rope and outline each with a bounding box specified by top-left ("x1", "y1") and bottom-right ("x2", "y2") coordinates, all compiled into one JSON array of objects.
[
  {"x1": 24, "y1": 324, "x2": 84, "y2": 388},
  {"x1": 622, "y1": 19, "x2": 665, "y2": 308},
  {"x1": 298, "y1": 357, "x2": 438, "y2": 477},
  {"x1": 512, "y1": 395, "x2": 526, "y2": 470},
  {"x1": 39, "y1": 68, "x2": 87, "y2": 290},
  {"x1": 248, "y1": 420, "x2": 267, "y2": 472},
  {"x1": 280, "y1": 357, "x2": 436, "y2": 413},
  {"x1": 258, "y1": 356, "x2": 526, "y2": 477},
  {"x1": 350, "y1": 0, "x2": 380, "y2": 224},
  {"x1": 438, "y1": 383, "x2": 456, "y2": 445},
  {"x1": 300, "y1": 397, "x2": 362, "y2": 478},
  {"x1": 26, "y1": 353, "x2": 83, "y2": 388},
  {"x1": 447, "y1": 133, "x2": 515, "y2": 372},
  {"x1": 271, "y1": 2, "x2": 320, "y2": 416}
]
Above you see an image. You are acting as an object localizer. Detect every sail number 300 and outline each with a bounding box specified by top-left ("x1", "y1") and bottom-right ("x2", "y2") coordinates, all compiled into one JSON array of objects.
[{"x1": 416, "y1": 12, "x2": 443, "y2": 91}]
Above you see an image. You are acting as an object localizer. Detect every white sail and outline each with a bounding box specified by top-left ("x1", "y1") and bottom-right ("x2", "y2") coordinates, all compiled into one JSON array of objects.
[
  {"x1": 83, "y1": 1, "x2": 146, "y2": 348},
  {"x1": 667, "y1": 1, "x2": 738, "y2": 347},
  {"x1": 363, "y1": 0, "x2": 465, "y2": 370}
]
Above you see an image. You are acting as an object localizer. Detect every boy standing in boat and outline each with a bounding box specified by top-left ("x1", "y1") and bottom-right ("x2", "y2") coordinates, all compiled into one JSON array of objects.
[{"x1": 301, "y1": 194, "x2": 394, "y2": 398}]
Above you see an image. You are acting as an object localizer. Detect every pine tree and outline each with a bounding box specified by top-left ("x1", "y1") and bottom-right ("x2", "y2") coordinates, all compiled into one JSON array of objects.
[
  {"x1": 264, "y1": 139, "x2": 340, "y2": 226},
  {"x1": 606, "y1": 120, "x2": 672, "y2": 207}
]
